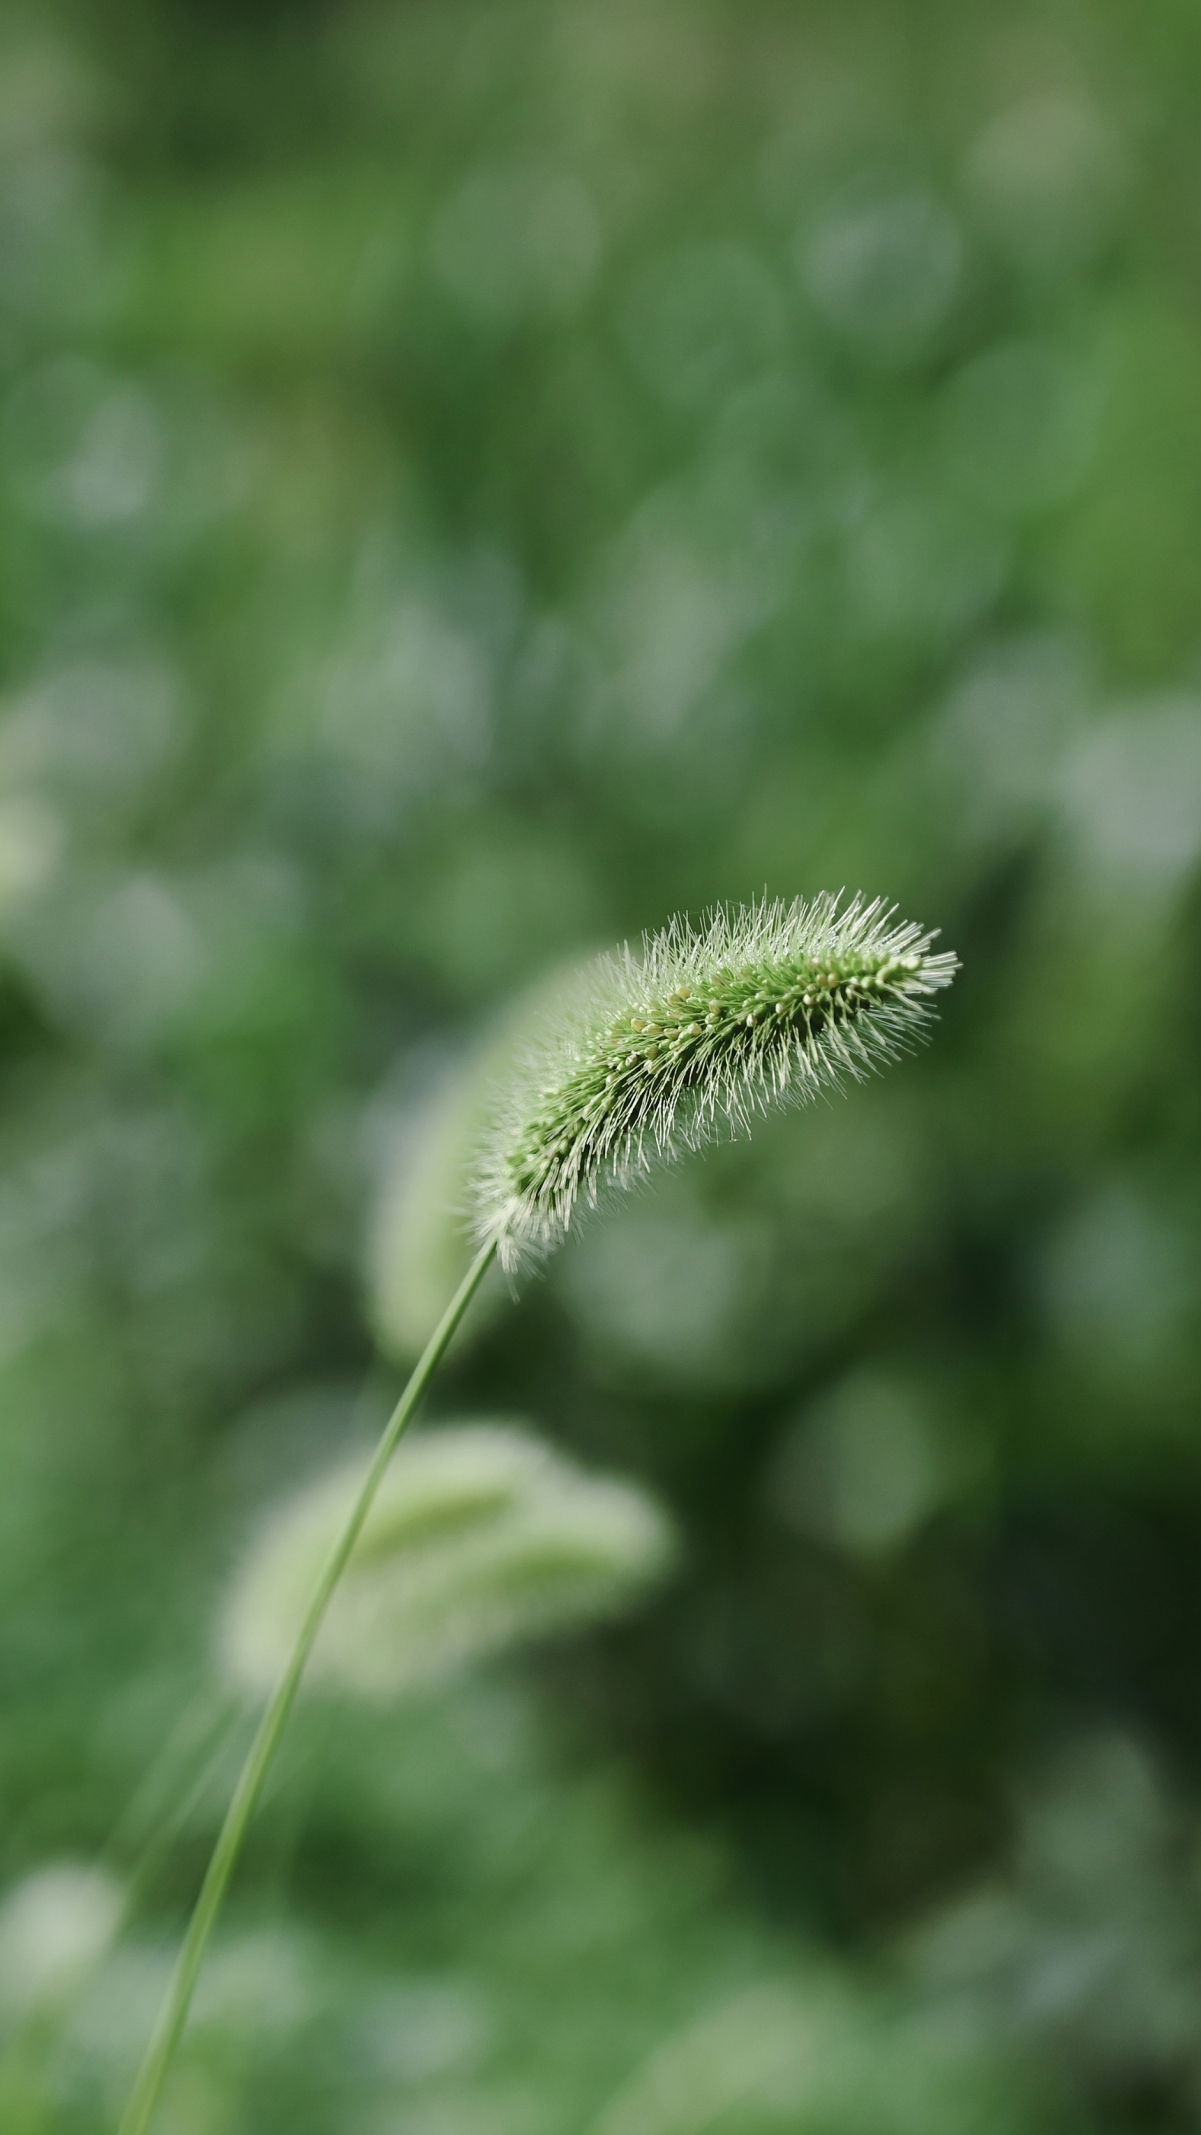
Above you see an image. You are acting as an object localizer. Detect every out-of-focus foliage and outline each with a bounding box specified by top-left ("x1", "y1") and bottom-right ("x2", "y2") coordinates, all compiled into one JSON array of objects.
[
  {"x1": 590, "y1": 1974, "x2": 1059, "y2": 2135},
  {"x1": 2, "y1": 0, "x2": 1201, "y2": 2126},
  {"x1": 905, "y1": 1733, "x2": 1201, "y2": 2115}
]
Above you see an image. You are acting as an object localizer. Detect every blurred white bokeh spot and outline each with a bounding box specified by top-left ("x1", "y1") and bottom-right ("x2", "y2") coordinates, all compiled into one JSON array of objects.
[
  {"x1": 558, "y1": 1202, "x2": 783, "y2": 1391},
  {"x1": 30, "y1": 870, "x2": 208, "y2": 1045},
  {"x1": 931, "y1": 632, "x2": 1091, "y2": 849},
  {"x1": 319, "y1": 594, "x2": 492, "y2": 791},
  {"x1": 766, "y1": 1369, "x2": 979, "y2": 1557},
  {"x1": 190, "y1": 1927, "x2": 324, "y2": 2040},
  {"x1": 1041, "y1": 1182, "x2": 1200, "y2": 1377},
  {"x1": 4, "y1": 358, "x2": 162, "y2": 526},
  {"x1": 799, "y1": 188, "x2": 962, "y2": 360},
  {"x1": 939, "y1": 339, "x2": 1100, "y2": 515},
  {"x1": 0, "y1": 795, "x2": 63, "y2": 907},
  {"x1": 0, "y1": 37, "x2": 95, "y2": 158},
  {"x1": 1059, "y1": 698, "x2": 1201, "y2": 890},
  {"x1": 621, "y1": 242, "x2": 785, "y2": 410},
  {"x1": 965, "y1": 92, "x2": 1128, "y2": 273},
  {"x1": 431, "y1": 160, "x2": 602, "y2": 324},
  {"x1": 0, "y1": 1862, "x2": 123, "y2": 2023},
  {"x1": 905, "y1": 1733, "x2": 1196, "y2": 2086},
  {"x1": 846, "y1": 489, "x2": 1005, "y2": 642},
  {"x1": 599, "y1": 529, "x2": 764, "y2": 746},
  {"x1": 0, "y1": 656, "x2": 184, "y2": 801},
  {"x1": 357, "y1": 1975, "x2": 491, "y2": 2084}
]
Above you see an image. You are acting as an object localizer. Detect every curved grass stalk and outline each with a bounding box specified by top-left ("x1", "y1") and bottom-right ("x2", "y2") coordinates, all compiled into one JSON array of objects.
[{"x1": 117, "y1": 1240, "x2": 497, "y2": 2135}]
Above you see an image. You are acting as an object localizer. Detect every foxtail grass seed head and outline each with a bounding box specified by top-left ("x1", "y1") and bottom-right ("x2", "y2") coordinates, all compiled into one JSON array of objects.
[
  {"x1": 474, "y1": 895, "x2": 958, "y2": 1274},
  {"x1": 220, "y1": 1423, "x2": 678, "y2": 1702}
]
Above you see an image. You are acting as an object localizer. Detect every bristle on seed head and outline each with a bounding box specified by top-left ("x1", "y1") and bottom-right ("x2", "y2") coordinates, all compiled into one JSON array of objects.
[{"x1": 472, "y1": 893, "x2": 958, "y2": 1275}]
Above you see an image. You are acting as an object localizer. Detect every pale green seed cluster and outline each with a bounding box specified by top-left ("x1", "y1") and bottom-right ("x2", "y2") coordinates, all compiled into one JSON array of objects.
[
  {"x1": 475, "y1": 895, "x2": 957, "y2": 1272},
  {"x1": 512, "y1": 950, "x2": 920, "y2": 1194}
]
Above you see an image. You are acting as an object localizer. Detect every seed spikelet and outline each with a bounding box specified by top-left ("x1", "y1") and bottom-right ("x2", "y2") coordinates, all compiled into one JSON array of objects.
[{"x1": 473, "y1": 893, "x2": 958, "y2": 1275}]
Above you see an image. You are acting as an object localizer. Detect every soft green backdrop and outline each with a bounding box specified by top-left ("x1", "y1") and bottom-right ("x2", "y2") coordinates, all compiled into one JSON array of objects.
[{"x1": 1, "y1": 1, "x2": 1200, "y2": 2128}]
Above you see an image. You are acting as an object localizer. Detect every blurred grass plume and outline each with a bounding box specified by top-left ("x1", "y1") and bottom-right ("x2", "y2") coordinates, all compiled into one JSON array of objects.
[{"x1": 220, "y1": 1420, "x2": 678, "y2": 1700}]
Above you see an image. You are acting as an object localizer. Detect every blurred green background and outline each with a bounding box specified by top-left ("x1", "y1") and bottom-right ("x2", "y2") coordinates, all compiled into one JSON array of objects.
[{"x1": 2, "y1": 0, "x2": 1201, "y2": 2128}]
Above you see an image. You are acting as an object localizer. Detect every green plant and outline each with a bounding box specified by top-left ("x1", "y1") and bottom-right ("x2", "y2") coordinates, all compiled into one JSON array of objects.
[{"x1": 117, "y1": 894, "x2": 956, "y2": 2135}]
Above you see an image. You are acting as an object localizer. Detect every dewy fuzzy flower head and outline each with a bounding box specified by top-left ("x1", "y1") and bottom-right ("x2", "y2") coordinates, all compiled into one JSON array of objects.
[{"x1": 474, "y1": 894, "x2": 958, "y2": 1274}]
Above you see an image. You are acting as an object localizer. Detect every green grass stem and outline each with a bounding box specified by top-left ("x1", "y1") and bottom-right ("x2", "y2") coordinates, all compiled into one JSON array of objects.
[{"x1": 116, "y1": 1239, "x2": 498, "y2": 2135}]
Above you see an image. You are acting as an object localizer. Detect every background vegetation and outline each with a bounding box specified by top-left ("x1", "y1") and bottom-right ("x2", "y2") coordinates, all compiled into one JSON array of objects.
[{"x1": 2, "y1": 0, "x2": 1201, "y2": 2128}]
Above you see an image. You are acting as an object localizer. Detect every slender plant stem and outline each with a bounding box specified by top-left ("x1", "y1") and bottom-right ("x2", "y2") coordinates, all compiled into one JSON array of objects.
[{"x1": 117, "y1": 1239, "x2": 498, "y2": 2135}]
